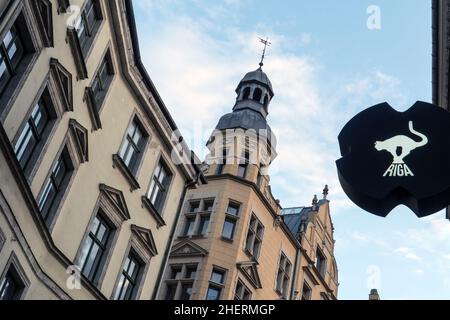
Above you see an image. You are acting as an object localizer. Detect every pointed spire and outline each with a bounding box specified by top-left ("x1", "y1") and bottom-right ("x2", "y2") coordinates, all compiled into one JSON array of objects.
[{"x1": 323, "y1": 184, "x2": 329, "y2": 200}]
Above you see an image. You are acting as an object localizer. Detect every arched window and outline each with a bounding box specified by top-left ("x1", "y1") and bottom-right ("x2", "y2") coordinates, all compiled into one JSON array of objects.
[
  {"x1": 242, "y1": 87, "x2": 251, "y2": 100},
  {"x1": 253, "y1": 88, "x2": 262, "y2": 102},
  {"x1": 263, "y1": 94, "x2": 269, "y2": 108}
]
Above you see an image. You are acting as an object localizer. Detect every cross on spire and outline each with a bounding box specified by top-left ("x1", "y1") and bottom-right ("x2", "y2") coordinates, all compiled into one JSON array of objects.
[{"x1": 258, "y1": 37, "x2": 271, "y2": 67}]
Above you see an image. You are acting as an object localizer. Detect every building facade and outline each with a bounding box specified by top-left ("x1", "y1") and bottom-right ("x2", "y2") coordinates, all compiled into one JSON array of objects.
[
  {"x1": 0, "y1": 0, "x2": 203, "y2": 300},
  {"x1": 157, "y1": 67, "x2": 339, "y2": 300}
]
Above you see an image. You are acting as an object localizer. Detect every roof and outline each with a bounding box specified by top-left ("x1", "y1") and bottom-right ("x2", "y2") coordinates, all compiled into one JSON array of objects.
[
  {"x1": 237, "y1": 67, "x2": 274, "y2": 95},
  {"x1": 281, "y1": 206, "x2": 315, "y2": 236},
  {"x1": 123, "y1": 0, "x2": 205, "y2": 183}
]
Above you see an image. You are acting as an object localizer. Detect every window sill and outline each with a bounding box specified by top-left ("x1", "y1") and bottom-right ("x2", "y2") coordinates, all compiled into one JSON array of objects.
[
  {"x1": 112, "y1": 154, "x2": 140, "y2": 191},
  {"x1": 141, "y1": 196, "x2": 166, "y2": 229},
  {"x1": 220, "y1": 236, "x2": 234, "y2": 243}
]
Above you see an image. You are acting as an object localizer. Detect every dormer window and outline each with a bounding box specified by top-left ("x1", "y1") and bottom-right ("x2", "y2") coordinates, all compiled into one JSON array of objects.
[{"x1": 253, "y1": 88, "x2": 262, "y2": 102}]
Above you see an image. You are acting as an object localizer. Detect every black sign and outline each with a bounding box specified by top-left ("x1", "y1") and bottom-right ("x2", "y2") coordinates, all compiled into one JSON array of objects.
[{"x1": 336, "y1": 101, "x2": 450, "y2": 217}]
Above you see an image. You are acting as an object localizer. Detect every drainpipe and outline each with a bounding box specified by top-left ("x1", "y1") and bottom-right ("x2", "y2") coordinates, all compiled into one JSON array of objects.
[
  {"x1": 152, "y1": 170, "x2": 203, "y2": 299},
  {"x1": 290, "y1": 220, "x2": 307, "y2": 300}
]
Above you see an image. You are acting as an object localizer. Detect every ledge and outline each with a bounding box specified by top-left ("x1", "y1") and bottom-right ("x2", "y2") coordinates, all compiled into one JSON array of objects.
[
  {"x1": 141, "y1": 196, "x2": 166, "y2": 229},
  {"x1": 112, "y1": 154, "x2": 140, "y2": 191}
]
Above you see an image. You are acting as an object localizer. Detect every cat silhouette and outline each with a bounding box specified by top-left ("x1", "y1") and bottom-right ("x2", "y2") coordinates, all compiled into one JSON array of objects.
[{"x1": 374, "y1": 121, "x2": 428, "y2": 164}]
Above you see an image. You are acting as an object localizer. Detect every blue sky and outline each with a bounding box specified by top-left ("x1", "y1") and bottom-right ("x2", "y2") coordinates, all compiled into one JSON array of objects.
[{"x1": 133, "y1": 0, "x2": 450, "y2": 299}]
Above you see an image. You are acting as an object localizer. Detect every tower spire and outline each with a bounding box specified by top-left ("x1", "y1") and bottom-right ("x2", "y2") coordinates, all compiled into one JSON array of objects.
[{"x1": 258, "y1": 37, "x2": 271, "y2": 67}]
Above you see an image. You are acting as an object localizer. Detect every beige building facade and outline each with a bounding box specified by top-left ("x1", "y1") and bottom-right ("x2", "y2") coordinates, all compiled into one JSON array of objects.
[
  {"x1": 157, "y1": 67, "x2": 339, "y2": 300},
  {"x1": 0, "y1": 0, "x2": 203, "y2": 300}
]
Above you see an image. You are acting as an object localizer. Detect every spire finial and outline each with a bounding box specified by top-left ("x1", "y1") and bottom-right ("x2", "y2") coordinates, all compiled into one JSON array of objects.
[
  {"x1": 312, "y1": 194, "x2": 318, "y2": 210},
  {"x1": 323, "y1": 184, "x2": 329, "y2": 200},
  {"x1": 258, "y1": 37, "x2": 271, "y2": 67}
]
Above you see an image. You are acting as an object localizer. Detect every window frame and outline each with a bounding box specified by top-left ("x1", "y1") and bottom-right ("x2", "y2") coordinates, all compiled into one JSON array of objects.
[
  {"x1": 164, "y1": 263, "x2": 198, "y2": 300},
  {"x1": 85, "y1": 47, "x2": 115, "y2": 130},
  {"x1": 221, "y1": 201, "x2": 241, "y2": 241},
  {"x1": 301, "y1": 281, "x2": 312, "y2": 300},
  {"x1": 275, "y1": 252, "x2": 292, "y2": 299},
  {"x1": 180, "y1": 198, "x2": 214, "y2": 238},
  {"x1": 146, "y1": 156, "x2": 173, "y2": 215},
  {"x1": 31, "y1": 0, "x2": 53, "y2": 47},
  {"x1": 234, "y1": 278, "x2": 252, "y2": 300},
  {"x1": 113, "y1": 249, "x2": 144, "y2": 300},
  {"x1": 206, "y1": 266, "x2": 227, "y2": 300},
  {"x1": 36, "y1": 144, "x2": 76, "y2": 229},
  {"x1": 244, "y1": 214, "x2": 264, "y2": 260},
  {"x1": 0, "y1": 6, "x2": 39, "y2": 118},
  {"x1": 315, "y1": 247, "x2": 327, "y2": 278},
  {"x1": 0, "y1": 252, "x2": 30, "y2": 300}
]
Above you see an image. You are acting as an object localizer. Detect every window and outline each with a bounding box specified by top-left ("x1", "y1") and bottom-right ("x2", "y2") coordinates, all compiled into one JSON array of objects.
[
  {"x1": 216, "y1": 147, "x2": 228, "y2": 175},
  {"x1": 0, "y1": 24, "x2": 25, "y2": 96},
  {"x1": 180, "y1": 199, "x2": 214, "y2": 237},
  {"x1": 37, "y1": 147, "x2": 74, "y2": 226},
  {"x1": 75, "y1": 0, "x2": 102, "y2": 56},
  {"x1": 118, "y1": 118, "x2": 147, "y2": 175},
  {"x1": 113, "y1": 251, "x2": 143, "y2": 300},
  {"x1": 253, "y1": 88, "x2": 262, "y2": 102},
  {"x1": 147, "y1": 159, "x2": 172, "y2": 214},
  {"x1": 276, "y1": 253, "x2": 292, "y2": 298},
  {"x1": 189, "y1": 201, "x2": 201, "y2": 213},
  {"x1": 221, "y1": 202, "x2": 240, "y2": 241},
  {"x1": 0, "y1": 266, "x2": 26, "y2": 300},
  {"x1": 33, "y1": 0, "x2": 53, "y2": 47},
  {"x1": 78, "y1": 214, "x2": 112, "y2": 283},
  {"x1": 182, "y1": 216, "x2": 195, "y2": 236},
  {"x1": 242, "y1": 87, "x2": 250, "y2": 100},
  {"x1": 89, "y1": 51, "x2": 114, "y2": 110},
  {"x1": 206, "y1": 268, "x2": 226, "y2": 300},
  {"x1": 301, "y1": 282, "x2": 312, "y2": 300},
  {"x1": 316, "y1": 248, "x2": 327, "y2": 277},
  {"x1": 244, "y1": 214, "x2": 264, "y2": 259},
  {"x1": 165, "y1": 264, "x2": 198, "y2": 300},
  {"x1": 263, "y1": 94, "x2": 269, "y2": 109},
  {"x1": 237, "y1": 152, "x2": 249, "y2": 178},
  {"x1": 14, "y1": 89, "x2": 56, "y2": 172},
  {"x1": 234, "y1": 279, "x2": 252, "y2": 300}
]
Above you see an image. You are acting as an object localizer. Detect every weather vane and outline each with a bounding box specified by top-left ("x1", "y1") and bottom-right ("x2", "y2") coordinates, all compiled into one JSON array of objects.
[{"x1": 258, "y1": 37, "x2": 271, "y2": 67}]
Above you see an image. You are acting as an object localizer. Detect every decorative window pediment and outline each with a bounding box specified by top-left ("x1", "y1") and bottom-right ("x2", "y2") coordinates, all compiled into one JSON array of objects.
[
  {"x1": 68, "y1": 119, "x2": 88, "y2": 163},
  {"x1": 130, "y1": 224, "x2": 158, "y2": 257},
  {"x1": 50, "y1": 58, "x2": 73, "y2": 111},
  {"x1": 99, "y1": 184, "x2": 130, "y2": 222},
  {"x1": 170, "y1": 240, "x2": 208, "y2": 258},
  {"x1": 237, "y1": 261, "x2": 262, "y2": 289}
]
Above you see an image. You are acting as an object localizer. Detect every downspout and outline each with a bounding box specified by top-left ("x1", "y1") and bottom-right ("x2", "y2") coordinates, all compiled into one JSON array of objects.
[
  {"x1": 289, "y1": 247, "x2": 301, "y2": 300},
  {"x1": 290, "y1": 220, "x2": 306, "y2": 300},
  {"x1": 152, "y1": 170, "x2": 203, "y2": 299}
]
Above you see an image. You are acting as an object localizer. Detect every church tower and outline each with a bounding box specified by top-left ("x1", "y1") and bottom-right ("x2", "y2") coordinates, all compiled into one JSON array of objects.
[{"x1": 157, "y1": 64, "x2": 339, "y2": 301}]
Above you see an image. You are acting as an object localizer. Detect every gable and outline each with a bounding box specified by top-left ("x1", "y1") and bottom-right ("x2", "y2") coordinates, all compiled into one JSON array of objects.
[
  {"x1": 69, "y1": 119, "x2": 88, "y2": 163},
  {"x1": 170, "y1": 240, "x2": 208, "y2": 258},
  {"x1": 131, "y1": 224, "x2": 158, "y2": 256},
  {"x1": 99, "y1": 184, "x2": 130, "y2": 221},
  {"x1": 237, "y1": 261, "x2": 262, "y2": 289}
]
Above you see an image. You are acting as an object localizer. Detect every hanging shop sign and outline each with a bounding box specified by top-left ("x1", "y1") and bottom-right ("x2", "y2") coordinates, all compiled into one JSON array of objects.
[{"x1": 336, "y1": 101, "x2": 450, "y2": 217}]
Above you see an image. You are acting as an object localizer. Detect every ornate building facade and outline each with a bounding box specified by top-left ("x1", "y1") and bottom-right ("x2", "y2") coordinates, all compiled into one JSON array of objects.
[
  {"x1": 156, "y1": 67, "x2": 339, "y2": 300},
  {"x1": 0, "y1": 0, "x2": 203, "y2": 300}
]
